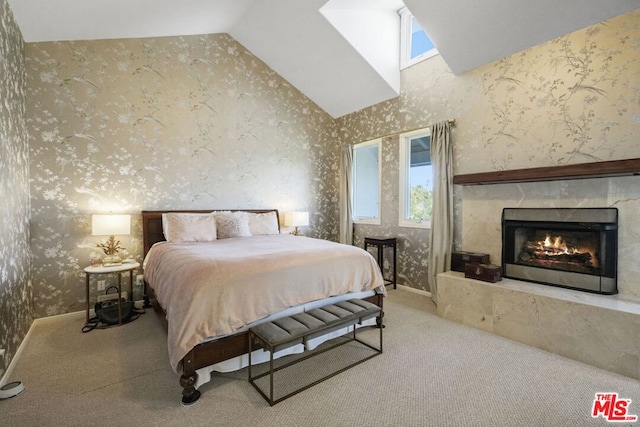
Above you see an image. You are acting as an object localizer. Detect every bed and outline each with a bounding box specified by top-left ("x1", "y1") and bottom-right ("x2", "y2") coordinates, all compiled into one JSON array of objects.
[{"x1": 141, "y1": 209, "x2": 386, "y2": 404}]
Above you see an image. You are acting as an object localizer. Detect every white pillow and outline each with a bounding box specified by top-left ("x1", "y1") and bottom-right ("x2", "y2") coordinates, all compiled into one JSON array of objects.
[
  {"x1": 248, "y1": 212, "x2": 280, "y2": 235},
  {"x1": 214, "y1": 211, "x2": 252, "y2": 239},
  {"x1": 162, "y1": 213, "x2": 217, "y2": 242}
]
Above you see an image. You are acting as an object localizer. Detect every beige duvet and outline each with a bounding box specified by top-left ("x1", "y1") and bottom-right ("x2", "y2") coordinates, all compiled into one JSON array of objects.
[{"x1": 144, "y1": 234, "x2": 386, "y2": 371}]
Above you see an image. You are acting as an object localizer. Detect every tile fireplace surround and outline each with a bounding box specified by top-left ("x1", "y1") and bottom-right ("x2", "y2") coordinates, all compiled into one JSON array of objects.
[
  {"x1": 437, "y1": 271, "x2": 640, "y2": 380},
  {"x1": 441, "y1": 173, "x2": 640, "y2": 379}
]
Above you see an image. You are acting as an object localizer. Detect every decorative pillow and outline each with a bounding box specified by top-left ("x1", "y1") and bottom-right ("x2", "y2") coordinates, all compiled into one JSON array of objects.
[
  {"x1": 248, "y1": 212, "x2": 280, "y2": 235},
  {"x1": 162, "y1": 213, "x2": 217, "y2": 242},
  {"x1": 214, "y1": 211, "x2": 252, "y2": 239}
]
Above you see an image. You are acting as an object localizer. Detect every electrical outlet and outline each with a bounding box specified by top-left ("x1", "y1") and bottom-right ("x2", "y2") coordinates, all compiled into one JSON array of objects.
[
  {"x1": 0, "y1": 349, "x2": 5, "y2": 358},
  {"x1": 136, "y1": 274, "x2": 144, "y2": 288},
  {"x1": 383, "y1": 259, "x2": 390, "y2": 270},
  {"x1": 97, "y1": 280, "x2": 106, "y2": 291}
]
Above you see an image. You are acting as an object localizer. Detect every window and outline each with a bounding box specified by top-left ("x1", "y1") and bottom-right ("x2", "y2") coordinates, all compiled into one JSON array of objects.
[
  {"x1": 399, "y1": 128, "x2": 432, "y2": 228},
  {"x1": 399, "y1": 7, "x2": 438, "y2": 69},
  {"x1": 352, "y1": 139, "x2": 381, "y2": 225}
]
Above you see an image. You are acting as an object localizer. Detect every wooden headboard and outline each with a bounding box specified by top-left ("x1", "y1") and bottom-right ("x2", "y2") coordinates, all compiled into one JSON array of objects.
[{"x1": 141, "y1": 209, "x2": 280, "y2": 257}]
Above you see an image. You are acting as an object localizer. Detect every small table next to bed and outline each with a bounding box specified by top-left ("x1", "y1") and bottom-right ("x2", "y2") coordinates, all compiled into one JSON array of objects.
[
  {"x1": 84, "y1": 262, "x2": 140, "y2": 325},
  {"x1": 364, "y1": 237, "x2": 397, "y2": 289}
]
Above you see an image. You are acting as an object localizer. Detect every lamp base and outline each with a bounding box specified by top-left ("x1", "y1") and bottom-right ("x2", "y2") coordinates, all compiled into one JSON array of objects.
[
  {"x1": 290, "y1": 227, "x2": 303, "y2": 236},
  {"x1": 103, "y1": 255, "x2": 122, "y2": 266}
]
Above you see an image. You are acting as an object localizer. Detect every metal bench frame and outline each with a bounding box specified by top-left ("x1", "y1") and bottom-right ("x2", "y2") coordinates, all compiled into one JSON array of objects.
[{"x1": 248, "y1": 301, "x2": 383, "y2": 406}]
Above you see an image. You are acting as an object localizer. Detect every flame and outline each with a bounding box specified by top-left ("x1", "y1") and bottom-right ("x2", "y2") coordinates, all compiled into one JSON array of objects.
[
  {"x1": 540, "y1": 235, "x2": 572, "y2": 253},
  {"x1": 536, "y1": 233, "x2": 598, "y2": 267}
]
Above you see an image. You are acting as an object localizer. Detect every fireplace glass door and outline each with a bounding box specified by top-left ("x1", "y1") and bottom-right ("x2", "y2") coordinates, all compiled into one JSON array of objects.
[{"x1": 502, "y1": 208, "x2": 617, "y2": 294}]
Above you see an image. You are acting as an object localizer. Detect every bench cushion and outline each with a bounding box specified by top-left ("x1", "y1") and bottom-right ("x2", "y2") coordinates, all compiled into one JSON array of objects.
[
  {"x1": 335, "y1": 299, "x2": 381, "y2": 321},
  {"x1": 250, "y1": 299, "x2": 381, "y2": 352},
  {"x1": 248, "y1": 298, "x2": 383, "y2": 406},
  {"x1": 251, "y1": 321, "x2": 305, "y2": 350}
]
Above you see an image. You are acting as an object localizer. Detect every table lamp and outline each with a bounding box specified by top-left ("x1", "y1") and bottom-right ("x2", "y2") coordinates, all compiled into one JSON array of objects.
[
  {"x1": 284, "y1": 212, "x2": 309, "y2": 236},
  {"x1": 92, "y1": 214, "x2": 131, "y2": 265}
]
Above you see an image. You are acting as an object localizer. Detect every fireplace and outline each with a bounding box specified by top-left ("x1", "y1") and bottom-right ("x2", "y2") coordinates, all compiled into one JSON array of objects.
[{"x1": 501, "y1": 208, "x2": 618, "y2": 294}]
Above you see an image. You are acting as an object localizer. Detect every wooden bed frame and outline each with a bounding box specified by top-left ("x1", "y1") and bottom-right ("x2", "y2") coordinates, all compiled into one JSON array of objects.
[{"x1": 141, "y1": 209, "x2": 384, "y2": 405}]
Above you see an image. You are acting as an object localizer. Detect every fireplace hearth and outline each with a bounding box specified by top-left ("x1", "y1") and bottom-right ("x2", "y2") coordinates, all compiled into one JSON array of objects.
[{"x1": 502, "y1": 208, "x2": 618, "y2": 294}]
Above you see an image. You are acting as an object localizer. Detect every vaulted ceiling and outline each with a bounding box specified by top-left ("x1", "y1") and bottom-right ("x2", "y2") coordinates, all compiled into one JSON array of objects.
[{"x1": 8, "y1": 0, "x2": 639, "y2": 118}]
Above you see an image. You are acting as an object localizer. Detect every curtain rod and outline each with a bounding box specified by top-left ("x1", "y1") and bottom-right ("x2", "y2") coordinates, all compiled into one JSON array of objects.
[{"x1": 357, "y1": 118, "x2": 456, "y2": 143}]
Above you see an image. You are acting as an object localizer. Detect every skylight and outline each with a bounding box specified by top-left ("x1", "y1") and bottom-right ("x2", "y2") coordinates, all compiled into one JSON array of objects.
[{"x1": 400, "y1": 7, "x2": 438, "y2": 69}]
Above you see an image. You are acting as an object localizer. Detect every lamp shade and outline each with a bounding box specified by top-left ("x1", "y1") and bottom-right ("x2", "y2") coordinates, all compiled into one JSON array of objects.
[
  {"x1": 284, "y1": 211, "x2": 309, "y2": 227},
  {"x1": 92, "y1": 214, "x2": 131, "y2": 236}
]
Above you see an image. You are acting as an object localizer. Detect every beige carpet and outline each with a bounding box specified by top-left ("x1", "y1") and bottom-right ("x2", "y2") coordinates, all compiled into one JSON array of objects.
[{"x1": 1, "y1": 288, "x2": 639, "y2": 426}]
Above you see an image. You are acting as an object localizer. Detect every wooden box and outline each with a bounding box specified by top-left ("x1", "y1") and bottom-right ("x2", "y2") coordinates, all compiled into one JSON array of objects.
[
  {"x1": 464, "y1": 263, "x2": 502, "y2": 283},
  {"x1": 451, "y1": 251, "x2": 490, "y2": 272}
]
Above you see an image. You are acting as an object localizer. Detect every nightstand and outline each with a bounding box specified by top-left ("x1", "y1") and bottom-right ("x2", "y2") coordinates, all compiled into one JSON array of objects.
[
  {"x1": 364, "y1": 237, "x2": 397, "y2": 289},
  {"x1": 84, "y1": 262, "x2": 140, "y2": 325}
]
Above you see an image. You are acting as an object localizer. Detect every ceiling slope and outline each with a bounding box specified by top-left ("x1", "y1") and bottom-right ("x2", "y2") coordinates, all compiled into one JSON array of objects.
[
  {"x1": 229, "y1": 0, "x2": 400, "y2": 118},
  {"x1": 404, "y1": 0, "x2": 640, "y2": 75},
  {"x1": 7, "y1": 0, "x2": 253, "y2": 41}
]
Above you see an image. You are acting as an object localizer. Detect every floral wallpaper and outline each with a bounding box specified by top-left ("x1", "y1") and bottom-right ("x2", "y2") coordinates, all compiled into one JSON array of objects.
[
  {"x1": 338, "y1": 9, "x2": 640, "y2": 300},
  {"x1": 0, "y1": 0, "x2": 32, "y2": 378},
  {"x1": 25, "y1": 34, "x2": 340, "y2": 318}
]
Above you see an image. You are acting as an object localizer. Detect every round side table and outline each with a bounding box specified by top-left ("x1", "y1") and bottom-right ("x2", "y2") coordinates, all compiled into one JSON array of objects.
[{"x1": 84, "y1": 262, "x2": 140, "y2": 325}]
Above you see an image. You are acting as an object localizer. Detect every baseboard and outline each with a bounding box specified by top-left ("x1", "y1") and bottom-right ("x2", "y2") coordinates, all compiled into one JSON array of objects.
[
  {"x1": 0, "y1": 322, "x2": 32, "y2": 388},
  {"x1": 396, "y1": 283, "x2": 431, "y2": 298},
  {"x1": 0, "y1": 300, "x2": 145, "y2": 387}
]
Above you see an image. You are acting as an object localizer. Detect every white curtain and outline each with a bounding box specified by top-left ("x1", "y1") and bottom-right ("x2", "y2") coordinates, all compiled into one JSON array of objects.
[
  {"x1": 428, "y1": 121, "x2": 453, "y2": 305},
  {"x1": 339, "y1": 145, "x2": 354, "y2": 245}
]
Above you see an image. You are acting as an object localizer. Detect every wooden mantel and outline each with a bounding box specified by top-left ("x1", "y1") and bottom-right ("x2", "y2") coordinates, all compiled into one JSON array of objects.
[{"x1": 453, "y1": 158, "x2": 640, "y2": 185}]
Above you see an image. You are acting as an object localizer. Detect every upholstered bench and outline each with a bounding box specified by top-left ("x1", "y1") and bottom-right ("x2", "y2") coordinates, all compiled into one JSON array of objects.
[{"x1": 248, "y1": 299, "x2": 383, "y2": 405}]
